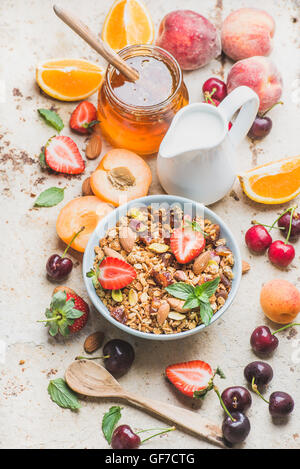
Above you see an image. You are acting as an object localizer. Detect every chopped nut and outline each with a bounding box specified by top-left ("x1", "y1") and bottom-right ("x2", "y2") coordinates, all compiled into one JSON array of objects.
[
  {"x1": 157, "y1": 301, "x2": 170, "y2": 325},
  {"x1": 151, "y1": 270, "x2": 173, "y2": 287},
  {"x1": 242, "y1": 260, "x2": 251, "y2": 274},
  {"x1": 128, "y1": 289, "x2": 138, "y2": 306},
  {"x1": 103, "y1": 246, "x2": 125, "y2": 260},
  {"x1": 148, "y1": 243, "x2": 169, "y2": 253},
  {"x1": 110, "y1": 306, "x2": 127, "y2": 324},
  {"x1": 84, "y1": 331, "x2": 104, "y2": 354},
  {"x1": 174, "y1": 270, "x2": 188, "y2": 282},
  {"x1": 193, "y1": 251, "x2": 211, "y2": 274},
  {"x1": 167, "y1": 298, "x2": 189, "y2": 313},
  {"x1": 111, "y1": 289, "x2": 123, "y2": 302},
  {"x1": 168, "y1": 311, "x2": 186, "y2": 321}
]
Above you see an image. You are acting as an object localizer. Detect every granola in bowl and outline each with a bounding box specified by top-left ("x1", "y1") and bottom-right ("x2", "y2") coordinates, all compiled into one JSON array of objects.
[{"x1": 88, "y1": 203, "x2": 235, "y2": 336}]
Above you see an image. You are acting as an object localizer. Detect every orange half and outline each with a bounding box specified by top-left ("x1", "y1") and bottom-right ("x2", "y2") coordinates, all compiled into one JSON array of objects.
[
  {"x1": 36, "y1": 59, "x2": 104, "y2": 101},
  {"x1": 101, "y1": 0, "x2": 154, "y2": 51},
  {"x1": 238, "y1": 156, "x2": 300, "y2": 204}
]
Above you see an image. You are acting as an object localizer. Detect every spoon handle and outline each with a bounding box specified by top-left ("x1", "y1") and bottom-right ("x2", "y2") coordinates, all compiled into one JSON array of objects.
[
  {"x1": 123, "y1": 392, "x2": 225, "y2": 448},
  {"x1": 53, "y1": 5, "x2": 139, "y2": 82}
]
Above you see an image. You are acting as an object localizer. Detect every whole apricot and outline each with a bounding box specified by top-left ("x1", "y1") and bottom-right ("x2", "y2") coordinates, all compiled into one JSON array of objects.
[
  {"x1": 156, "y1": 10, "x2": 221, "y2": 70},
  {"x1": 260, "y1": 279, "x2": 300, "y2": 324},
  {"x1": 221, "y1": 8, "x2": 275, "y2": 61}
]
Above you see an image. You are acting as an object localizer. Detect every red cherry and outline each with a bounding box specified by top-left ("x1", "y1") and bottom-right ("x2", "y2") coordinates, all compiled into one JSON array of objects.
[
  {"x1": 111, "y1": 425, "x2": 141, "y2": 449},
  {"x1": 250, "y1": 326, "x2": 279, "y2": 355},
  {"x1": 245, "y1": 225, "x2": 272, "y2": 253},
  {"x1": 202, "y1": 77, "x2": 227, "y2": 102},
  {"x1": 268, "y1": 240, "x2": 295, "y2": 268}
]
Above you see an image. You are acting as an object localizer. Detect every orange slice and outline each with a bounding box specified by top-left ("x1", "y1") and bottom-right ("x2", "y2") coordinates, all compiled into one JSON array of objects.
[
  {"x1": 36, "y1": 59, "x2": 104, "y2": 101},
  {"x1": 56, "y1": 196, "x2": 113, "y2": 252},
  {"x1": 238, "y1": 156, "x2": 300, "y2": 204},
  {"x1": 101, "y1": 0, "x2": 154, "y2": 51}
]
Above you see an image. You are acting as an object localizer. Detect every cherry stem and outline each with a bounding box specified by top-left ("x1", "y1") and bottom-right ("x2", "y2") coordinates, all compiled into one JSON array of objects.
[
  {"x1": 75, "y1": 355, "x2": 110, "y2": 360},
  {"x1": 62, "y1": 226, "x2": 85, "y2": 258},
  {"x1": 251, "y1": 377, "x2": 269, "y2": 404},
  {"x1": 267, "y1": 205, "x2": 297, "y2": 234},
  {"x1": 284, "y1": 206, "x2": 296, "y2": 245},
  {"x1": 213, "y1": 386, "x2": 236, "y2": 422},
  {"x1": 272, "y1": 323, "x2": 300, "y2": 335},
  {"x1": 136, "y1": 426, "x2": 174, "y2": 434},
  {"x1": 251, "y1": 220, "x2": 284, "y2": 230},
  {"x1": 204, "y1": 89, "x2": 217, "y2": 105},
  {"x1": 260, "y1": 101, "x2": 283, "y2": 118},
  {"x1": 141, "y1": 426, "x2": 176, "y2": 444}
]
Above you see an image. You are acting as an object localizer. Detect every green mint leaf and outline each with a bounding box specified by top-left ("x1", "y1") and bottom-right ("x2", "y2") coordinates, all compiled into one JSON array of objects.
[
  {"x1": 215, "y1": 367, "x2": 226, "y2": 379},
  {"x1": 183, "y1": 294, "x2": 200, "y2": 310},
  {"x1": 50, "y1": 291, "x2": 67, "y2": 311},
  {"x1": 48, "y1": 378, "x2": 81, "y2": 410},
  {"x1": 200, "y1": 301, "x2": 213, "y2": 326},
  {"x1": 165, "y1": 282, "x2": 195, "y2": 300},
  {"x1": 200, "y1": 277, "x2": 220, "y2": 298},
  {"x1": 102, "y1": 406, "x2": 122, "y2": 444},
  {"x1": 34, "y1": 187, "x2": 64, "y2": 207},
  {"x1": 38, "y1": 108, "x2": 64, "y2": 132}
]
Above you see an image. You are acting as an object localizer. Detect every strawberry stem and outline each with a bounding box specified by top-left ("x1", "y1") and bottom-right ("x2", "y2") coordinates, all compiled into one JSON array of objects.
[
  {"x1": 272, "y1": 323, "x2": 300, "y2": 335},
  {"x1": 251, "y1": 377, "x2": 269, "y2": 404},
  {"x1": 260, "y1": 101, "x2": 283, "y2": 118},
  {"x1": 141, "y1": 426, "x2": 176, "y2": 444},
  {"x1": 62, "y1": 226, "x2": 85, "y2": 258},
  {"x1": 213, "y1": 385, "x2": 236, "y2": 422}
]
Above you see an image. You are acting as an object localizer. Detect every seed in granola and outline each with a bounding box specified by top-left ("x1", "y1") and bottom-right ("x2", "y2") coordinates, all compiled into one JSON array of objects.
[
  {"x1": 129, "y1": 219, "x2": 146, "y2": 233},
  {"x1": 103, "y1": 246, "x2": 125, "y2": 260},
  {"x1": 151, "y1": 270, "x2": 173, "y2": 287},
  {"x1": 215, "y1": 245, "x2": 232, "y2": 256},
  {"x1": 148, "y1": 243, "x2": 169, "y2": 253},
  {"x1": 150, "y1": 299, "x2": 161, "y2": 314},
  {"x1": 168, "y1": 311, "x2": 186, "y2": 321},
  {"x1": 110, "y1": 306, "x2": 127, "y2": 324},
  {"x1": 128, "y1": 289, "x2": 138, "y2": 306},
  {"x1": 111, "y1": 289, "x2": 123, "y2": 302}
]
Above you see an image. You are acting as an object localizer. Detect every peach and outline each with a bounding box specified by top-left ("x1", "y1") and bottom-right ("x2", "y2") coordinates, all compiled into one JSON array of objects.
[
  {"x1": 90, "y1": 149, "x2": 152, "y2": 207},
  {"x1": 227, "y1": 56, "x2": 283, "y2": 112},
  {"x1": 221, "y1": 8, "x2": 275, "y2": 61},
  {"x1": 260, "y1": 279, "x2": 300, "y2": 324},
  {"x1": 155, "y1": 10, "x2": 221, "y2": 70},
  {"x1": 56, "y1": 196, "x2": 113, "y2": 253}
]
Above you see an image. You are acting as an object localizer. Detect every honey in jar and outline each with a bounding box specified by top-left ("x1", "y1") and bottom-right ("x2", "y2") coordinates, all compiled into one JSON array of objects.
[{"x1": 98, "y1": 45, "x2": 189, "y2": 155}]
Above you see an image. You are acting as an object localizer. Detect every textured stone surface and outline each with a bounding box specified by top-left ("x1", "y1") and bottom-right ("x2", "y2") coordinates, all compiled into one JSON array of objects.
[{"x1": 0, "y1": 0, "x2": 299, "y2": 449}]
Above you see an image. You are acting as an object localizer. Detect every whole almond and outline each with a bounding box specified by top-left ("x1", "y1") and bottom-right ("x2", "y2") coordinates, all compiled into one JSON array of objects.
[
  {"x1": 84, "y1": 331, "x2": 104, "y2": 354},
  {"x1": 242, "y1": 260, "x2": 251, "y2": 274},
  {"x1": 119, "y1": 226, "x2": 136, "y2": 252},
  {"x1": 103, "y1": 246, "x2": 125, "y2": 261},
  {"x1": 193, "y1": 251, "x2": 211, "y2": 275},
  {"x1": 157, "y1": 301, "x2": 170, "y2": 325},
  {"x1": 167, "y1": 298, "x2": 189, "y2": 313},
  {"x1": 82, "y1": 177, "x2": 93, "y2": 196},
  {"x1": 85, "y1": 133, "x2": 102, "y2": 160},
  {"x1": 52, "y1": 286, "x2": 77, "y2": 296}
]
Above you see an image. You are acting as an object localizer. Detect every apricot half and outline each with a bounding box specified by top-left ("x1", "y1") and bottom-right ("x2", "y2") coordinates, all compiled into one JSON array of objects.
[
  {"x1": 56, "y1": 196, "x2": 113, "y2": 253},
  {"x1": 260, "y1": 279, "x2": 300, "y2": 324},
  {"x1": 90, "y1": 149, "x2": 152, "y2": 206}
]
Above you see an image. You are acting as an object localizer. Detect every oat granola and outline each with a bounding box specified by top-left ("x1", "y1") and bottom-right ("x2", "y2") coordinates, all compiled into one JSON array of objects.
[{"x1": 92, "y1": 205, "x2": 235, "y2": 335}]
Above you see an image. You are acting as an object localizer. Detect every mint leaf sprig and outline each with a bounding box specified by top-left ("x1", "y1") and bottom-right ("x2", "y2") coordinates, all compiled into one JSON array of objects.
[
  {"x1": 102, "y1": 406, "x2": 122, "y2": 444},
  {"x1": 165, "y1": 277, "x2": 220, "y2": 326},
  {"x1": 48, "y1": 378, "x2": 81, "y2": 411},
  {"x1": 38, "y1": 108, "x2": 64, "y2": 132}
]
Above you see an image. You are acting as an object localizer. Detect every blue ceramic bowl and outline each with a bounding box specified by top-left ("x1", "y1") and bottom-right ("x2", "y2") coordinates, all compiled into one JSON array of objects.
[{"x1": 83, "y1": 195, "x2": 242, "y2": 341}]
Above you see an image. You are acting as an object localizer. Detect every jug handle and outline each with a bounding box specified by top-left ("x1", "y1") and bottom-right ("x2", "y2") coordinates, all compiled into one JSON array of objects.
[{"x1": 218, "y1": 86, "x2": 259, "y2": 147}]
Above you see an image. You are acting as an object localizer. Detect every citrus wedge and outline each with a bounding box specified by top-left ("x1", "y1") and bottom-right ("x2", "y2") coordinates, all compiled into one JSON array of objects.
[
  {"x1": 102, "y1": 0, "x2": 154, "y2": 51},
  {"x1": 36, "y1": 59, "x2": 104, "y2": 101},
  {"x1": 238, "y1": 156, "x2": 300, "y2": 204}
]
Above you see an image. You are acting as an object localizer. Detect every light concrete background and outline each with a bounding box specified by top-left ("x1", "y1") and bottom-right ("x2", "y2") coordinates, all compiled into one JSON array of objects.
[{"x1": 0, "y1": 0, "x2": 299, "y2": 449}]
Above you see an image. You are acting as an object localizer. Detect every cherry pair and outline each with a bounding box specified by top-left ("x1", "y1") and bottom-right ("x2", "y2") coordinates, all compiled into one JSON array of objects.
[{"x1": 245, "y1": 206, "x2": 299, "y2": 268}]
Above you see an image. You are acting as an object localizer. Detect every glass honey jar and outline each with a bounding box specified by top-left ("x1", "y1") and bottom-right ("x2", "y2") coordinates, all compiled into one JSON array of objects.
[{"x1": 98, "y1": 45, "x2": 189, "y2": 155}]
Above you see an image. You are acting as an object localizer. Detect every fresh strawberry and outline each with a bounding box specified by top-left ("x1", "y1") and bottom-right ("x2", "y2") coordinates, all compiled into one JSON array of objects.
[
  {"x1": 97, "y1": 257, "x2": 136, "y2": 290},
  {"x1": 69, "y1": 101, "x2": 97, "y2": 134},
  {"x1": 170, "y1": 227, "x2": 205, "y2": 263},
  {"x1": 41, "y1": 289, "x2": 89, "y2": 336},
  {"x1": 45, "y1": 136, "x2": 85, "y2": 174},
  {"x1": 166, "y1": 360, "x2": 213, "y2": 397}
]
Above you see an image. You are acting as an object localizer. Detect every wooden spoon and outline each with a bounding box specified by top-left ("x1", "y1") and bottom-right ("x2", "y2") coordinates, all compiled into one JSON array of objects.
[
  {"x1": 53, "y1": 5, "x2": 139, "y2": 82},
  {"x1": 65, "y1": 360, "x2": 225, "y2": 448}
]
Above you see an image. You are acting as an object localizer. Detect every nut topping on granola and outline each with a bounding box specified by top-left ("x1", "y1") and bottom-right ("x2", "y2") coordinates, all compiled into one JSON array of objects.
[
  {"x1": 167, "y1": 298, "x2": 189, "y2": 313},
  {"x1": 157, "y1": 301, "x2": 170, "y2": 325},
  {"x1": 103, "y1": 246, "x2": 125, "y2": 260},
  {"x1": 151, "y1": 270, "x2": 174, "y2": 287},
  {"x1": 193, "y1": 251, "x2": 211, "y2": 275},
  {"x1": 119, "y1": 226, "x2": 136, "y2": 252},
  {"x1": 110, "y1": 306, "x2": 127, "y2": 324}
]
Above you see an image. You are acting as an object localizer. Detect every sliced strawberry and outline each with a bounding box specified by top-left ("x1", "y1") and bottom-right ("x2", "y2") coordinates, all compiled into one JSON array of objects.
[
  {"x1": 170, "y1": 227, "x2": 205, "y2": 264},
  {"x1": 98, "y1": 257, "x2": 136, "y2": 290},
  {"x1": 45, "y1": 136, "x2": 85, "y2": 174},
  {"x1": 66, "y1": 292, "x2": 89, "y2": 333},
  {"x1": 69, "y1": 101, "x2": 97, "y2": 134},
  {"x1": 166, "y1": 360, "x2": 213, "y2": 397}
]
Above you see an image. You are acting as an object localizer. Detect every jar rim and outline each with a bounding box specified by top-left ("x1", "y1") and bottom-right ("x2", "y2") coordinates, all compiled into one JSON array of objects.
[{"x1": 105, "y1": 44, "x2": 183, "y2": 113}]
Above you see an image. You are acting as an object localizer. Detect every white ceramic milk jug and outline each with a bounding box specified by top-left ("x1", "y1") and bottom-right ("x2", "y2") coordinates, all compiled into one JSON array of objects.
[{"x1": 157, "y1": 86, "x2": 259, "y2": 205}]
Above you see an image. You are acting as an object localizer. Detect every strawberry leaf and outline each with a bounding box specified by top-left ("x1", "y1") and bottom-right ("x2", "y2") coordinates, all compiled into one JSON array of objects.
[
  {"x1": 165, "y1": 282, "x2": 195, "y2": 300},
  {"x1": 38, "y1": 108, "x2": 64, "y2": 132},
  {"x1": 48, "y1": 378, "x2": 81, "y2": 410},
  {"x1": 102, "y1": 406, "x2": 122, "y2": 444},
  {"x1": 34, "y1": 187, "x2": 65, "y2": 207}
]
